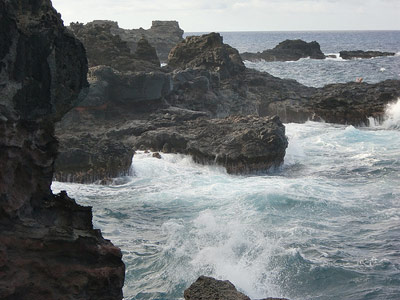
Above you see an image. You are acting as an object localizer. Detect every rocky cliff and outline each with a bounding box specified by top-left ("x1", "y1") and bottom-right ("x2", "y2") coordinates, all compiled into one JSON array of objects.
[
  {"x1": 241, "y1": 39, "x2": 326, "y2": 62},
  {"x1": 70, "y1": 20, "x2": 184, "y2": 62},
  {"x1": 0, "y1": 0, "x2": 124, "y2": 298}
]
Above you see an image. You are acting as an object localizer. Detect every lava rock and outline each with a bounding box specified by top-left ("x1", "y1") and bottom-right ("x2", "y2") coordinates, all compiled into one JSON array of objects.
[
  {"x1": 339, "y1": 50, "x2": 395, "y2": 60},
  {"x1": 0, "y1": 1, "x2": 124, "y2": 299},
  {"x1": 241, "y1": 39, "x2": 326, "y2": 62},
  {"x1": 168, "y1": 32, "x2": 246, "y2": 79}
]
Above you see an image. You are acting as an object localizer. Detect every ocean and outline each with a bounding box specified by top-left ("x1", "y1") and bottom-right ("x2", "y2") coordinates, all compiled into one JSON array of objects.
[{"x1": 52, "y1": 31, "x2": 400, "y2": 300}]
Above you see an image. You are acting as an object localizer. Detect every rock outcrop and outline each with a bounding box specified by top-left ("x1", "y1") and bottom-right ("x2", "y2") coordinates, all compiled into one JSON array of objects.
[
  {"x1": 241, "y1": 39, "x2": 326, "y2": 62},
  {"x1": 55, "y1": 31, "x2": 400, "y2": 183},
  {"x1": 136, "y1": 115, "x2": 288, "y2": 174},
  {"x1": 168, "y1": 32, "x2": 246, "y2": 80},
  {"x1": 0, "y1": 0, "x2": 124, "y2": 299},
  {"x1": 70, "y1": 20, "x2": 184, "y2": 62},
  {"x1": 339, "y1": 50, "x2": 395, "y2": 60},
  {"x1": 69, "y1": 21, "x2": 161, "y2": 72},
  {"x1": 184, "y1": 276, "x2": 289, "y2": 300}
]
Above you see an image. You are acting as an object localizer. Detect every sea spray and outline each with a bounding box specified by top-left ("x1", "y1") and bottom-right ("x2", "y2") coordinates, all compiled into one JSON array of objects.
[{"x1": 382, "y1": 98, "x2": 400, "y2": 129}]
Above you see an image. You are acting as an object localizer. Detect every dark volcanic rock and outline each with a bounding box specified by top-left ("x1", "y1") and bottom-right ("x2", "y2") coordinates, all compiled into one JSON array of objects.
[
  {"x1": 71, "y1": 20, "x2": 184, "y2": 62},
  {"x1": 339, "y1": 50, "x2": 395, "y2": 60},
  {"x1": 134, "y1": 35, "x2": 160, "y2": 66},
  {"x1": 69, "y1": 21, "x2": 161, "y2": 72},
  {"x1": 136, "y1": 115, "x2": 288, "y2": 174},
  {"x1": 241, "y1": 39, "x2": 326, "y2": 62},
  {"x1": 168, "y1": 32, "x2": 246, "y2": 79},
  {"x1": 0, "y1": 1, "x2": 124, "y2": 299},
  {"x1": 184, "y1": 276, "x2": 289, "y2": 300}
]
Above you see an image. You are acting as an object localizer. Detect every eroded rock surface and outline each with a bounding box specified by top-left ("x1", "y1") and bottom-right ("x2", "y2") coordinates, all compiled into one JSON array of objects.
[
  {"x1": 0, "y1": 0, "x2": 124, "y2": 298},
  {"x1": 70, "y1": 20, "x2": 184, "y2": 62},
  {"x1": 241, "y1": 39, "x2": 325, "y2": 62}
]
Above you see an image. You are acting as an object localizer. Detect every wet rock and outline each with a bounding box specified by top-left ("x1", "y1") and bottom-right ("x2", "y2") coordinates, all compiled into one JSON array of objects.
[
  {"x1": 136, "y1": 115, "x2": 288, "y2": 174},
  {"x1": 0, "y1": 0, "x2": 124, "y2": 299},
  {"x1": 339, "y1": 50, "x2": 395, "y2": 60},
  {"x1": 241, "y1": 39, "x2": 326, "y2": 62},
  {"x1": 184, "y1": 276, "x2": 289, "y2": 300}
]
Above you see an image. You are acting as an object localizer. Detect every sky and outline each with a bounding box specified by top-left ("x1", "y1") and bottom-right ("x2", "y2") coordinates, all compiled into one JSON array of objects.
[{"x1": 51, "y1": 0, "x2": 400, "y2": 32}]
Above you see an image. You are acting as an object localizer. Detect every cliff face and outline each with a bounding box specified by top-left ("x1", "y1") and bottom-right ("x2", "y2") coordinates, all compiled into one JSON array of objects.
[
  {"x1": 69, "y1": 20, "x2": 184, "y2": 62},
  {"x1": 0, "y1": 0, "x2": 124, "y2": 299}
]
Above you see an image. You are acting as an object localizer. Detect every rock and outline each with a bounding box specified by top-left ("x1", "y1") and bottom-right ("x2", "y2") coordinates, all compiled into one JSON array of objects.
[
  {"x1": 134, "y1": 35, "x2": 160, "y2": 66},
  {"x1": 339, "y1": 50, "x2": 395, "y2": 60},
  {"x1": 0, "y1": 1, "x2": 124, "y2": 299},
  {"x1": 168, "y1": 32, "x2": 246, "y2": 79},
  {"x1": 184, "y1": 276, "x2": 289, "y2": 300},
  {"x1": 69, "y1": 21, "x2": 161, "y2": 72},
  {"x1": 136, "y1": 115, "x2": 288, "y2": 174},
  {"x1": 241, "y1": 39, "x2": 326, "y2": 62},
  {"x1": 70, "y1": 20, "x2": 184, "y2": 62},
  {"x1": 152, "y1": 152, "x2": 162, "y2": 159}
]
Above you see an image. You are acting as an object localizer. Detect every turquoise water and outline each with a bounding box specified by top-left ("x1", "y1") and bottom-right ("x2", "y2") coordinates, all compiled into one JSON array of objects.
[
  {"x1": 53, "y1": 31, "x2": 400, "y2": 299},
  {"x1": 52, "y1": 100, "x2": 400, "y2": 300}
]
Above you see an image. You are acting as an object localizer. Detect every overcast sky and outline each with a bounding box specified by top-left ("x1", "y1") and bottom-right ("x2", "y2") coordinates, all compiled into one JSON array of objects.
[{"x1": 52, "y1": 0, "x2": 400, "y2": 32}]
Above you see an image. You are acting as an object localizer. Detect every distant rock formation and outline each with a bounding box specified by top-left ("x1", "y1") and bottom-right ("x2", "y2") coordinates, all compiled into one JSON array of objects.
[
  {"x1": 241, "y1": 39, "x2": 326, "y2": 62},
  {"x1": 70, "y1": 20, "x2": 184, "y2": 62},
  {"x1": 184, "y1": 276, "x2": 289, "y2": 300},
  {"x1": 0, "y1": 0, "x2": 124, "y2": 299},
  {"x1": 339, "y1": 50, "x2": 395, "y2": 60},
  {"x1": 69, "y1": 21, "x2": 161, "y2": 72}
]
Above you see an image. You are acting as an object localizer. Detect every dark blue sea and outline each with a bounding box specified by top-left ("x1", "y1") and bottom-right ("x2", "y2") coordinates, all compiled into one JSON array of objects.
[{"x1": 53, "y1": 31, "x2": 400, "y2": 300}]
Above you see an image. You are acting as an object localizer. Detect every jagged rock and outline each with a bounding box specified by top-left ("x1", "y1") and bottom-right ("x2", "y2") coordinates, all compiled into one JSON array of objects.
[
  {"x1": 168, "y1": 32, "x2": 246, "y2": 79},
  {"x1": 71, "y1": 20, "x2": 184, "y2": 62},
  {"x1": 241, "y1": 39, "x2": 326, "y2": 62},
  {"x1": 339, "y1": 50, "x2": 395, "y2": 60},
  {"x1": 69, "y1": 21, "x2": 161, "y2": 72},
  {"x1": 184, "y1": 276, "x2": 289, "y2": 300},
  {"x1": 134, "y1": 35, "x2": 160, "y2": 66},
  {"x1": 0, "y1": 1, "x2": 124, "y2": 299},
  {"x1": 135, "y1": 115, "x2": 288, "y2": 174}
]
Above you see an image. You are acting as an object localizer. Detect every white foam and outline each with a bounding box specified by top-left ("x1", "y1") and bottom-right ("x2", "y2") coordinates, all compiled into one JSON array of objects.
[
  {"x1": 382, "y1": 98, "x2": 400, "y2": 129},
  {"x1": 325, "y1": 53, "x2": 345, "y2": 61}
]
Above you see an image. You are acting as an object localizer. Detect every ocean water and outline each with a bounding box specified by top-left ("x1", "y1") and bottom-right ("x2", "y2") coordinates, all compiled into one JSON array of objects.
[
  {"x1": 52, "y1": 32, "x2": 400, "y2": 300},
  {"x1": 215, "y1": 31, "x2": 400, "y2": 87}
]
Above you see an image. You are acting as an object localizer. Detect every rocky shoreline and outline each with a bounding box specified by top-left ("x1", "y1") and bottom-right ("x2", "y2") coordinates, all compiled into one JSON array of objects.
[{"x1": 54, "y1": 32, "x2": 400, "y2": 182}]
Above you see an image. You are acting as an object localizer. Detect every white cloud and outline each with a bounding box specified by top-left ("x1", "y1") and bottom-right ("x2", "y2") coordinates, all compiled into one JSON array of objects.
[{"x1": 51, "y1": 0, "x2": 400, "y2": 31}]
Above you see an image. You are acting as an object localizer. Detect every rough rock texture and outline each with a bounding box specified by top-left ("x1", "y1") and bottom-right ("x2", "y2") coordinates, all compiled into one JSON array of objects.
[
  {"x1": 339, "y1": 50, "x2": 395, "y2": 60},
  {"x1": 69, "y1": 21, "x2": 161, "y2": 72},
  {"x1": 55, "y1": 31, "x2": 400, "y2": 183},
  {"x1": 168, "y1": 32, "x2": 246, "y2": 80},
  {"x1": 0, "y1": 0, "x2": 124, "y2": 299},
  {"x1": 241, "y1": 39, "x2": 326, "y2": 62},
  {"x1": 184, "y1": 276, "x2": 289, "y2": 300},
  {"x1": 71, "y1": 20, "x2": 184, "y2": 62},
  {"x1": 135, "y1": 115, "x2": 288, "y2": 174}
]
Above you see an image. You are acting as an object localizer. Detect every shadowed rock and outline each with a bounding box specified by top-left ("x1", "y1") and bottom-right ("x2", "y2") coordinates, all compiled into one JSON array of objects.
[
  {"x1": 241, "y1": 39, "x2": 326, "y2": 62},
  {"x1": 0, "y1": 0, "x2": 124, "y2": 299},
  {"x1": 339, "y1": 50, "x2": 395, "y2": 60},
  {"x1": 184, "y1": 276, "x2": 289, "y2": 300}
]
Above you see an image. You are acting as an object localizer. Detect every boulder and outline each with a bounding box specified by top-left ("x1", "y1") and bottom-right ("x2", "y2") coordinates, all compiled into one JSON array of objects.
[
  {"x1": 134, "y1": 35, "x2": 160, "y2": 66},
  {"x1": 339, "y1": 50, "x2": 395, "y2": 60},
  {"x1": 135, "y1": 115, "x2": 288, "y2": 174},
  {"x1": 241, "y1": 39, "x2": 326, "y2": 62},
  {"x1": 184, "y1": 276, "x2": 289, "y2": 300},
  {"x1": 0, "y1": 1, "x2": 124, "y2": 299}
]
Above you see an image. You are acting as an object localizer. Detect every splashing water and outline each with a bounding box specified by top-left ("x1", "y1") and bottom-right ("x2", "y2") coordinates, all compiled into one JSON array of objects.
[{"x1": 382, "y1": 98, "x2": 400, "y2": 129}]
